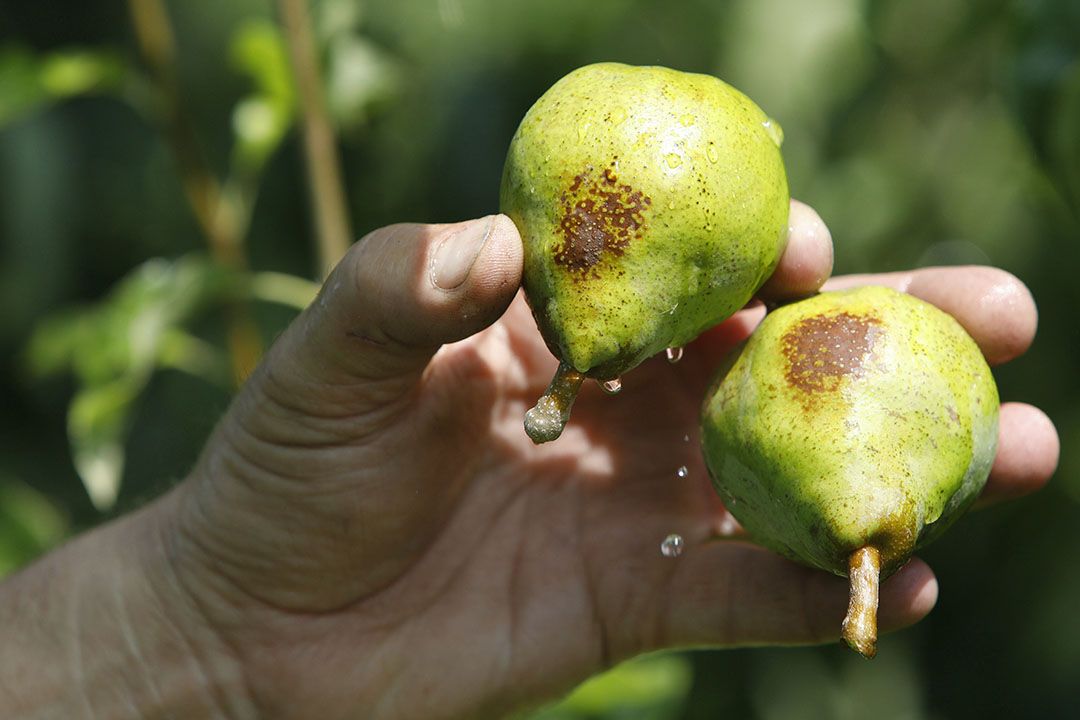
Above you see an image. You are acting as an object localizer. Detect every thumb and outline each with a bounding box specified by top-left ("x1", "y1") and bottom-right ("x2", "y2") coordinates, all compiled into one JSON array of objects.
[{"x1": 257, "y1": 214, "x2": 522, "y2": 407}]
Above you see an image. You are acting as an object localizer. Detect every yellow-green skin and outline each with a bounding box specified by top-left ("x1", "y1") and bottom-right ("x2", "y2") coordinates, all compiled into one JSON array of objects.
[
  {"x1": 702, "y1": 287, "x2": 999, "y2": 579},
  {"x1": 500, "y1": 63, "x2": 789, "y2": 379}
]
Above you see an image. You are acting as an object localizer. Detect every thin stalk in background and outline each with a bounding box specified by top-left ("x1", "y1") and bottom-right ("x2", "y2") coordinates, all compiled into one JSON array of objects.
[
  {"x1": 278, "y1": 0, "x2": 354, "y2": 276},
  {"x1": 126, "y1": 0, "x2": 263, "y2": 383}
]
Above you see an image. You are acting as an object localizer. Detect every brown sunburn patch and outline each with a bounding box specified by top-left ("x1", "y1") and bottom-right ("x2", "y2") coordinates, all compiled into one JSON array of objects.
[
  {"x1": 782, "y1": 312, "x2": 881, "y2": 396},
  {"x1": 554, "y1": 160, "x2": 651, "y2": 277}
]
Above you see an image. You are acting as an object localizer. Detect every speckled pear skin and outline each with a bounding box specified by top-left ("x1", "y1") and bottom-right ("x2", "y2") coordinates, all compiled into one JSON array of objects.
[
  {"x1": 500, "y1": 63, "x2": 789, "y2": 379},
  {"x1": 701, "y1": 286, "x2": 999, "y2": 580}
]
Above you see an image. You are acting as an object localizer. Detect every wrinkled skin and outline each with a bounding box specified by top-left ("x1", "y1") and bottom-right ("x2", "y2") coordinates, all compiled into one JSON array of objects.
[{"x1": 128, "y1": 206, "x2": 1063, "y2": 720}]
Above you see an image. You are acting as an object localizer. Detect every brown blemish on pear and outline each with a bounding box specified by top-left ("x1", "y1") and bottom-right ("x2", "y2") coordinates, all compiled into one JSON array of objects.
[
  {"x1": 554, "y1": 160, "x2": 651, "y2": 277},
  {"x1": 701, "y1": 286, "x2": 1000, "y2": 658},
  {"x1": 782, "y1": 312, "x2": 881, "y2": 397}
]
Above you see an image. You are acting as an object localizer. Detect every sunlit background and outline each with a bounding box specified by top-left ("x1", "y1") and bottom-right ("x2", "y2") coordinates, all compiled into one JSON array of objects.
[{"x1": 1, "y1": 0, "x2": 1078, "y2": 717}]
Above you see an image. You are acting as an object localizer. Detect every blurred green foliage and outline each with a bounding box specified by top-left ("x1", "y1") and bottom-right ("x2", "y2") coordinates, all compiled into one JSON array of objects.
[
  {"x1": 526, "y1": 654, "x2": 692, "y2": 720},
  {"x1": 0, "y1": 475, "x2": 67, "y2": 576},
  {"x1": 0, "y1": 0, "x2": 1077, "y2": 718},
  {"x1": 0, "y1": 46, "x2": 130, "y2": 125},
  {"x1": 25, "y1": 255, "x2": 235, "y2": 508},
  {"x1": 229, "y1": 19, "x2": 296, "y2": 175}
]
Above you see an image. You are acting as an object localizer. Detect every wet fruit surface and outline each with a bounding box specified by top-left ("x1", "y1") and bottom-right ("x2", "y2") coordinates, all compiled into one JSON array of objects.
[
  {"x1": 701, "y1": 286, "x2": 1000, "y2": 655},
  {"x1": 502, "y1": 62, "x2": 789, "y2": 442}
]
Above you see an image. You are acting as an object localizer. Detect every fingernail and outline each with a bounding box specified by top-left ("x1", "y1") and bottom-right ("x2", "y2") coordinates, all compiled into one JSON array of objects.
[{"x1": 432, "y1": 216, "x2": 493, "y2": 290}]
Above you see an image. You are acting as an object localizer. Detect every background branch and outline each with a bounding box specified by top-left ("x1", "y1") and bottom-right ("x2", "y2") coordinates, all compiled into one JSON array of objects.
[
  {"x1": 126, "y1": 0, "x2": 262, "y2": 382},
  {"x1": 278, "y1": 0, "x2": 354, "y2": 276}
]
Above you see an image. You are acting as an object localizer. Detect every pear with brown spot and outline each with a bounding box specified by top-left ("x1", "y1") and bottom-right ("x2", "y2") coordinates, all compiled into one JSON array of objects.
[
  {"x1": 701, "y1": 286, "x2": 999, "y2": 657},
  {"x1": 500, "y1": 63, "x2": 789, "y2": 443}
]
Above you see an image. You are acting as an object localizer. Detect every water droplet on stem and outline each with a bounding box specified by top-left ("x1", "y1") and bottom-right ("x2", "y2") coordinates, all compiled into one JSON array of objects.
[{"x1": 599, "y1": 378, "x2": 622, "y2": 395}]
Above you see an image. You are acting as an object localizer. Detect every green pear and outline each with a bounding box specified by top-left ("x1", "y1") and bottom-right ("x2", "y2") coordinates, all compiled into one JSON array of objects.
[
  {"x1": 701, "y1": 286, "x2": 999, "y2": 657},
  {"x1": 500, "y1": 62, "x2": 789, "y2": 443}
]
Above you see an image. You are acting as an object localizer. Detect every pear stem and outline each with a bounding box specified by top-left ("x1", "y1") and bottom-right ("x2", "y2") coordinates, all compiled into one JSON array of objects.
[
  {"x1": 524, "y1": 362, "x2": 585, "y2": 444},
  {"x1": 841, "y1": 546, "x2": 880, "y2": 658}
]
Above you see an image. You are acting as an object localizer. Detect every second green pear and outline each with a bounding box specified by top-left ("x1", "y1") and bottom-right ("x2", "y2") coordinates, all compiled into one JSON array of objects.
[
  {"x1": 500, "y1": 63, "x2": 789, "y2": 442},
  {"x1": 701, "y1": 286, "x2": 1000, "y2": 657}
]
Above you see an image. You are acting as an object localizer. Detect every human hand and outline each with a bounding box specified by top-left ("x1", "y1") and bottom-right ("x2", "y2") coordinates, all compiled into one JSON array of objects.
[{"x1": 68, "y1": 203, "x2": 1062, "y2": 719}]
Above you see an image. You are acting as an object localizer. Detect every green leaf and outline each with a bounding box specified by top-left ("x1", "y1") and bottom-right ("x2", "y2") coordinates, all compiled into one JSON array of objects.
[
  {"x1": 232, "y1": 96, "x2": 286, "y2": 162},
  {"x1": 325, "y1": 35, "x2": 401, "y2": 132},
  {"x1": 24, "y1": 255, "x2": 315, "y2": 510},
  {"x1": 99, "y1": 255, "x2": 231, "y2": 373},
  {"x1": 0, "y1": 46, "x2": 129, "y2": 127},
  {"x1": 315, "y1": 0, "x2": 366, "y2": 42},
  {"x1": 39, "y1": 50, "x2": 127, "y2": 97},
  {"x1": 230, "y1": 20, "x2": 295, "y2": 110},
  {"x1": 229, "y1": 20, "x2": 295, "y2": 174},
  {"x1": 526, "y1": 653, "x2": 693, "y2": 720},
  {"x1": 68, "y1": 377, "x2": 142, "y2": 511},
  {"x1": 23, "y1": 307, "x2": 97, "y2": 379},
  {"x1": 157, "y1": 329, "x2": 231, "y2": 388},
  {"x1": 26, "y1": 255, "x2": 231, "y2": 385},
  {"x1": 24, "y1": 255, "x2": 235, "y2": 509},
  {"x1": 0, "y1": 476, "x2": 68, "y2": 578}
]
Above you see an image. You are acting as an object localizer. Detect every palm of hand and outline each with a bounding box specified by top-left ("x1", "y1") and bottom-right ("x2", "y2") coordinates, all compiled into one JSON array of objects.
[
  {"x1": 178, "y1": 294, "x2": 772, "y2": 719},
  {"x1": 170, "y1": 214, "x2": 1053, "y2": 719}
]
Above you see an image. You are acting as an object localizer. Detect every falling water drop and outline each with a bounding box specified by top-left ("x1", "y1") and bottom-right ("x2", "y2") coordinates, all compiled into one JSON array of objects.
[
  {"x1": 665, "y1": 346, "x2": 684, "y2": 363},
  {"x1": 676, "y1": 465, "x2": 688, "y2": 479},
  {"x1": 599, "y1": 378, "x2": 622, "y2": 395},
  {"x1": 660, "y1": 534, "x2": 684, "y2": 558}
]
